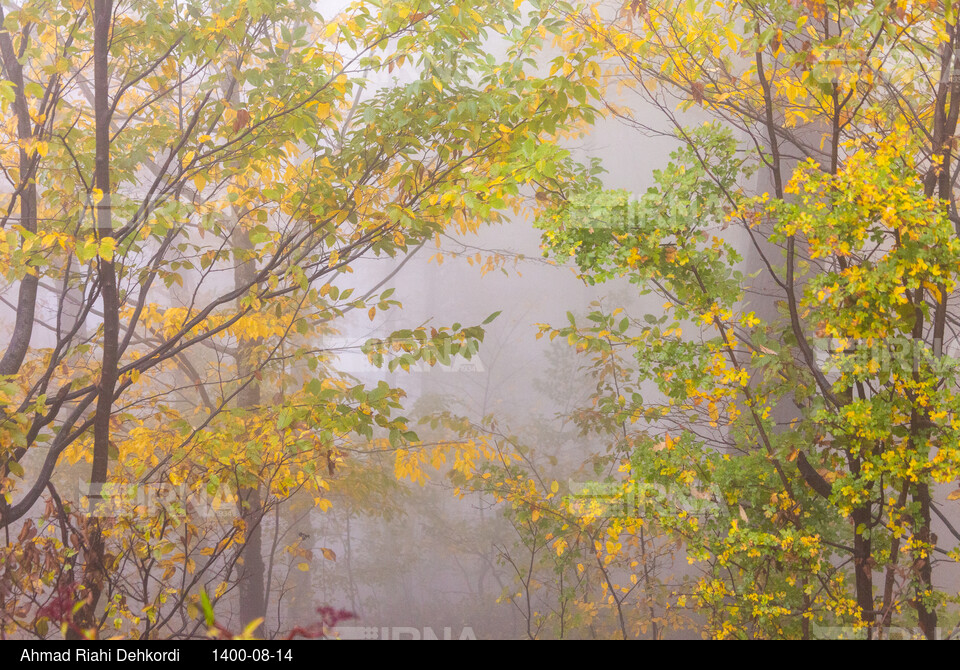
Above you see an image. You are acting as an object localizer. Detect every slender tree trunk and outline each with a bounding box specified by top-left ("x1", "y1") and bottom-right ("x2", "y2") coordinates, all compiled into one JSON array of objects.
[
  {"x1": 0, "y1": 8, "x2": 40, "y2": 545},
  {"x1": 0, "y1": 21, "x2": 39, "y2": 378},
  {"x1": 850, "y1": 505, "x2": 874, "y2": 636},
  {"x1": 285, "y1": 493, "x2": 315, "y2": 625},
  {"x1": 879, "y1": 484, "x2": 910, "y2": 637},
  {"x1": 233, "y1": 226, "x2": 266, "y2": 635},
  {"x1": 909, "y1": 277, "x2": 939, "y2": 638},
  {"x1": 914, "y1": 482, "x2": 937, "y2": 639},
  {"x1": 72, "y1": 0, "x2": 116, "y2": 638}
]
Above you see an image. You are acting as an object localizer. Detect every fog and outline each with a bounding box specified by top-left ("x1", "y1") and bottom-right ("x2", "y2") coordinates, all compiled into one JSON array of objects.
[{"x1": 1, "y1": 0, "x2": 958, "y2": 642}]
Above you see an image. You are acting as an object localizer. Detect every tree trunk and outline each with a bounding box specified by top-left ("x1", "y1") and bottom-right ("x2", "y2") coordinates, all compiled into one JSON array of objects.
[
  {"x1": 72, "y1": 0, "x2": 116, "y2": 638},
  {"x1": 850, "y1": 505, "x2": 874, "y2": 637},
  {"x1": 0, "y1": 19, "x2": 39, "y2": 378},
  {"x1": 233, "y1": 225, "x2": 266, "y2": 635},
  {"x1": 914, "y1": 482, "x2": 938, "y2": 639}
]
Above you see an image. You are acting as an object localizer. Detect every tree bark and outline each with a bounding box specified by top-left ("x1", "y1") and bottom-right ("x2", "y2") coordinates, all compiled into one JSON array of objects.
[
  {"x1": 0, "y1": 21, "x2": 39, "y2": 377},
  {"x1": 233, "y1": 225, "x2": 266, "y2": 635},
  {"x1": 72, "y1": 0, "x2": 116, "y2": 637}
]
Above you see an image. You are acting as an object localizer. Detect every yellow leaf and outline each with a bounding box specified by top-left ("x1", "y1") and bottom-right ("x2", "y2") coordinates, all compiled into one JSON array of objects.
[
  {"x1": 98, "y1": 237, "x2": 116, "y2": 262},
  {"x1": 948, "y1": 489, "x2": 960, "y2": 501},
  {"x1": 321, "y1": 547, "x2": 336, "y2": 561},
  {"x1": 238, "y1": 618, "x2": 264, "y2": 639},
  {"x1": 297, "y1": 562, "x2": 310, "y2": 572}
]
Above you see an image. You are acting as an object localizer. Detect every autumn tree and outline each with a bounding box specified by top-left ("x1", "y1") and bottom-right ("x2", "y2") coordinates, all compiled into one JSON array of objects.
[
  {"x1": 517, "y1": 0, "x2": 960, "y2": 639},
  {"x1": 0, "y1": 0, "x2": 590, "y2": 638}
]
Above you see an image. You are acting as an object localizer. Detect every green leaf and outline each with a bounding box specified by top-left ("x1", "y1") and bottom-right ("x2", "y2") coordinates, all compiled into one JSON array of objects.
[
  {"x1": 199, "y1": 590, "x2": 215, "y2": 627},
  {"x1": 482, "y1": 310, "x2": 502, "y2": 325},
  {"x1": 7, "y1": 460, "x2": 23, "y2": 478}
]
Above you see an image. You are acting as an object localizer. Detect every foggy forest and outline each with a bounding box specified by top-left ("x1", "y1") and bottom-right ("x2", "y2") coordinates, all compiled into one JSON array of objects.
[{"x1": 1, "y1": 0, "x2": 960, "y2": 643}]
